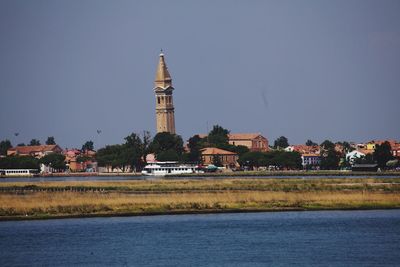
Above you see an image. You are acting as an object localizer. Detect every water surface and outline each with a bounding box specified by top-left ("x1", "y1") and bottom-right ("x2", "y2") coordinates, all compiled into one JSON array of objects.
[{"x1": 1, "y1": 210, "x2": 399, "y2": 266}]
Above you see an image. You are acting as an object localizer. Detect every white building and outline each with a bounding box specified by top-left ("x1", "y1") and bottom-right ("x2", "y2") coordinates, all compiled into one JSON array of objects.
[{"x1": 346, "y1": 150, "x2": 366, "y2": 165}]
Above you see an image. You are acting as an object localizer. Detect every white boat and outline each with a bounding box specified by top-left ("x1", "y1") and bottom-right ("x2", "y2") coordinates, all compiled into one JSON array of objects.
[
  {"x1": 141, "y1": 161, "x2": 201, "y2": 176},
  {"x1": 0, "y1": 169, "x2": 39, "y2": 177}
]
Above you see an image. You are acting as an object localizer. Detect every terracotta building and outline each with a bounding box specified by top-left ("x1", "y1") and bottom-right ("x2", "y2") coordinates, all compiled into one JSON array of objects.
[
  {"x1": 64, "y1": 149, "x2": 97, "y2": 172},
  {"x1": 285, "y1": 144, "x2": 320, "y2": 155},
  {"x1": 7, "y1": 145, "x2": 62, "y2": 159},
  {"x1": 154, "y1": 52, "x2": 176, "y2": 134},
  {"x1": 228, "y1": 133, "x2": 269, "y2": 152},
  {"x1": 201, "y1": 147, "x2": 239, "y2": 168}
]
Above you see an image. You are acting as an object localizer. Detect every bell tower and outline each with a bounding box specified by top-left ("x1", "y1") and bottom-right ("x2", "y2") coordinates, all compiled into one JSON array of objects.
[{"x1": 154, "y1": 52, "x2": 176, "y2": 134}]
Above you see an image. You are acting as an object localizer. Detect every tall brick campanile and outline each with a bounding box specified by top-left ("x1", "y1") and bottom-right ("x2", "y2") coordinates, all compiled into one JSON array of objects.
[{"x1": 154, "y1": 52, "x2": 176, "y2": 134}]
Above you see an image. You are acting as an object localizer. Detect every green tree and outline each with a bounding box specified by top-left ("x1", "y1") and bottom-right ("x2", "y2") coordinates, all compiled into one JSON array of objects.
[
  {"x1": 29, "y1": 139, "x2": 41, "y2": 146},
  {"x1": 354, "y1": 153, "x2": 374, "y2": 165},
  {"x1": 0, "y1": 156, "x2": 40, "y2": 169},
  {"x1": 95, "y1": 132, "x2": 149, "y2": 172},
  {"x1": 238, "y1": 150, "x2": 302, "y2": 170},
  {"x1": 82, "y1": 141, "x2": 94, "y2": 151},
  {"x1": 96, "y1": 144, "x2": 126, "y2": 171},
  {"x1": 142, "y1": 131, "x2": 152, "y2": 163},
  {"x1": 149, "y1": 132, "x2": 184, "y2": 160},
  {"x1": 157, "y1": 149, "x2": 180, "y2": 162},
  {"x1": 341, "y1": 141, "x2": 353, "y2": 153},
  {"x1": 305, "y1": 139, "x2": 317, "y2": 146},
  {"x1": 17, "y1": 143, "x2": 25, "y2": 146},
  {"x1": 0, "y1": 140, "x2": 12, "y2": 156},
  {"x1": 212, "y1": 155, "x2": 223, "y2": 167},
  {"x1": 124, "y1": 132, "x2": 145, "y2": 170},
  {"x1": 320, "y1": 140, "x2": 335, "y2": 151},
  {"x1": 273, "y1": 136, "x2": 289, "y2": 149},
  {"x1": 45, "y1": 136, "x2": 56, "y2": 145},
  {"x1": 373, "y1": 142, "x2": 394, "y2": 169},
  {"x1": 238, "y1": 151, "x2": 266, "y2": 169},
  {"x1": 281, "y1": 151, "x2": 302, "y2": 169},
  {"x1": 187, "y1": 135, "x2": 202, "y2": 163},
  {"x1": 207, "y1": 125, "x2": 229, "y2": 146},
  {"x1": 230, "y1": 145, "x2": 250, "y2": 157},
  {"x1": 76, "y1": 155, "x2": 91, "y2": 163},
  {"x1": 40, "y1": 153, "x2": 66, "y2": 171},
  {"x1": 320, "y1": 149, "x2": 340, "y2": 170}
]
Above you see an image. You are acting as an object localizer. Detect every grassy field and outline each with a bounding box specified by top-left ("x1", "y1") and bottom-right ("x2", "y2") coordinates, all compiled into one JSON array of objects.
[{"x1": 1, "y1": 178, "x2": 399, "y2": 220}]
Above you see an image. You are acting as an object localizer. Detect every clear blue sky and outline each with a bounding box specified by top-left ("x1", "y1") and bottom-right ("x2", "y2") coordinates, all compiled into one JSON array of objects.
[{"x1": 1, "y1": 0, "x2": 399, "y2": 149}]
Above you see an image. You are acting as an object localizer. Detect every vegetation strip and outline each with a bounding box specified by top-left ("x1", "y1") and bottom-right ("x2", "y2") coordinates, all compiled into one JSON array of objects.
[{"x1": 1, "y1": 178, "x2": 400, "y2": 220}]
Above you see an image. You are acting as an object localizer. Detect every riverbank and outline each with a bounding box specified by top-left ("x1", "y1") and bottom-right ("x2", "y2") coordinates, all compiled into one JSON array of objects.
[
  {"x1": 2, "y1": 170, "x2": 400, "y2": 179},
  {"x1": 1, "y1": 177, "x2": 399, "y2": 220},
  {"x1": 172, "y1": 170, "x2": 400, "y2": 177}
]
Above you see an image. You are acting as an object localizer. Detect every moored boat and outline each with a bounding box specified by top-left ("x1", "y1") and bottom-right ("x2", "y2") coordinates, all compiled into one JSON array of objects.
[{"x1": 141, "y1": 162, "x2": 202, "y2": 176}]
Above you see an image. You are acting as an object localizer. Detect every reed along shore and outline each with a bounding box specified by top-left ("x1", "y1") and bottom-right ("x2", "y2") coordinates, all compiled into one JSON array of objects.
[{"x1": 1, "y1": 177, "x2": 400, "y2": 220}]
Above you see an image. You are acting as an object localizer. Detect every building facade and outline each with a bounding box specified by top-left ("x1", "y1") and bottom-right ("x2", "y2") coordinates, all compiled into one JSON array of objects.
[
  {"x1": 201, "y1": 147, "x2": 239, "y2": 169},
  {"x1": 228, "y1": 133, "x2": 269, "y2": 152},
  {"x1": 301, "y1": 153, "x2": 321, "y2": 168},
  {"x1": 154, "y1": 52, "x2": 176, "y2": 134}
]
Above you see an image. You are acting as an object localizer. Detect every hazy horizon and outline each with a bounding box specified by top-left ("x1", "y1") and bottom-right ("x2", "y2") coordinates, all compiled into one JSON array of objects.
[{"x1": 1, "y1": 0, "x2": 399, "y2": 149}]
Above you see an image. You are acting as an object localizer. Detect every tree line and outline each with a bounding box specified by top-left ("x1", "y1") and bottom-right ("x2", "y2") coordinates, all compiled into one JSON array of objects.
[
  {"x1": 0, "y1": 137, "x2": 95, "y2": 171},
  {"x1": 0, "y1": 129, "x2": 398, "y2": 171}
]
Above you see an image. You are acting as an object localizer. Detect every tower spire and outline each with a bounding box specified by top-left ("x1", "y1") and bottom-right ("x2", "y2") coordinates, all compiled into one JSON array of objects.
[{"x1": 154, "y1": 52, "x2": 172, "y2": 89}]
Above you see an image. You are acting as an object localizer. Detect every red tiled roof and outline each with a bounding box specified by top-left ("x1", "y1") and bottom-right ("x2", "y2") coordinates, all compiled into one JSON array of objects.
[
  {"x1": 291, "y1": 145, "x2": 320, "y2": 154},
  {"x1": 228, "y1": 133, "x2": 263, "y2": 140},
  {"x1": 197, "y1": 133, "x2": 266, "y2": 141},
  {"x1": 8, "y1": 145, "x2": 61, "y2": 154},
  {"x1": 201, "y1": 147, "x2": 237, "y2": 155}
]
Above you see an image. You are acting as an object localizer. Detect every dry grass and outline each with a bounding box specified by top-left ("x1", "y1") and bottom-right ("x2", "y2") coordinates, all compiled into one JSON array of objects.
[
  {"x1": 1, "y1": 190, "x2": 399, "y2": 218},
  {"x1": 1, "y1": 177, "x2": 400, "y2": 193},
  {"x1": 1, "y1": 178, "x2": 399, "y2": 219}
]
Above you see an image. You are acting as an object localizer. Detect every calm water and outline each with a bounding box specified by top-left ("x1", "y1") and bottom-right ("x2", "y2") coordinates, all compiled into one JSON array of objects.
[{"x1": 0, "y1": 210, "x2": 399, "y2": 266}]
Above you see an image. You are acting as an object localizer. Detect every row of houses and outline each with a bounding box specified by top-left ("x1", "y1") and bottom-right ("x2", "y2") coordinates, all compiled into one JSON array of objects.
[
  {"x1": 5, "y1": 136, "x2": 398, "y2": 171},
  {"x1": 286, "y1": 140, "x2": 400, "y2": 168},
  {"x1": 6, "y1": 145, "x2": 96, "y2": 172}
]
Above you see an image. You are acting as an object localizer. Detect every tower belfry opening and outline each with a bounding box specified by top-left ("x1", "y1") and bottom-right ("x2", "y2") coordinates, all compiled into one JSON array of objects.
[{"x1": 154, "y1": 52, "x2": 176, "y2": 134}]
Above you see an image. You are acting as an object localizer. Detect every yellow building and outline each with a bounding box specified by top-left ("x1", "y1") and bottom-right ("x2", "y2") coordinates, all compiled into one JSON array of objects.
[
  {"x1": 366, "y1": 143, "x2": 376, "y2": 151},
  {"x1": 154, "y1": 52, "x2": 176, "y2": 134}
]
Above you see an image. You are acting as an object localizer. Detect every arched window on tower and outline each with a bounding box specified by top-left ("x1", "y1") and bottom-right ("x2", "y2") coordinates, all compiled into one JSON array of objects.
[{"x1": 157, "y1": 97, "x2": 161, "y2": 104}]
